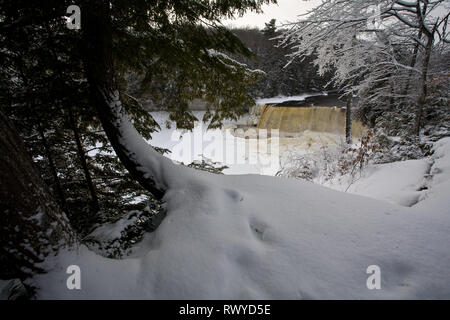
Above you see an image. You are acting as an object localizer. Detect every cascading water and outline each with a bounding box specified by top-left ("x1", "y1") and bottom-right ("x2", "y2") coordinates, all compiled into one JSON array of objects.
[{"x1": 257, "y1": 105, "x2": 366, "y2": 138}]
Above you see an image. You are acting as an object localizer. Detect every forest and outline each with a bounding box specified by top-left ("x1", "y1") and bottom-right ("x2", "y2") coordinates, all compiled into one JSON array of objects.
[{"x1": 1, "y1": 0, "x2": 449, "y2": 301}]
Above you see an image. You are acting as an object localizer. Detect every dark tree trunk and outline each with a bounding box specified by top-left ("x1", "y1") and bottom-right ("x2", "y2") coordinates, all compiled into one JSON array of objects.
[
  {"x1": 345, "y1": 94, "x2": 353, "y2": 145},
  {"x1": 80, "y1": 1, "x2": 166, "y2": 199},
  {"x1": 413, "y1": 1, "x2": 436, "y2": 136},
  {"x1": 414, "y1": 32, "x2": 434, "y2": 136},
  {"x1": 37, "y1": 121, "x2": 68, "y2": 213},
  {"x1": 68, "y1": 105, "x2": 100, "y2": 212},
  {"x1": 403, "y1": 1, "x2": 427, "y2": 98},
  {"x1": 0, "y1": 110, "x2": 74, "y2": 280},
  {"x1": 403, "y1": 28, "x2": 422, "y2": 97}
]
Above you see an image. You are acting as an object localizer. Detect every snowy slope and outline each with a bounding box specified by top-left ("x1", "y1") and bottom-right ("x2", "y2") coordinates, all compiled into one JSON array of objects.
[
  {"x1": 337, "y1": 159, "x2": 430, "y2": 207},
  {"x1": 414, "y1": 138, "x2": 450, "y2": 216},
  {"x1": 324, "y1": 139, "x2": 450, "y2": 210},
  {"x1": 30, "y1": 97, "x2": 450, "y2": 299},
  {"x1": 32, "y1": 138, "x2": 450, "y2": 299}
]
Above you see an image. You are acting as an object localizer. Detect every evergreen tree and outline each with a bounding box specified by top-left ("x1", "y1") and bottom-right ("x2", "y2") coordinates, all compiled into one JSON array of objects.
[
  {"x1": 0, "y1": 0, "x2": 277, "y2": 273},
  {"x1": 263, "y1": 18, "x2": 277, "y2": 37},
  {"x1": 229, "y1": 23, "x2": 333, "y2": 98},
  {"x1": 0, "y1": 110, "x2": 75, "y2": 280}
]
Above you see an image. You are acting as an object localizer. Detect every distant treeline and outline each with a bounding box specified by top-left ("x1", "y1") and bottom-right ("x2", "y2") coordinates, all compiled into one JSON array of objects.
[
  {"x1": 127, "y1": 19, "x2": 334, "y2": 111},
  {"x1": 230, "y1": 19, "x2": 334, "y2": 98}
]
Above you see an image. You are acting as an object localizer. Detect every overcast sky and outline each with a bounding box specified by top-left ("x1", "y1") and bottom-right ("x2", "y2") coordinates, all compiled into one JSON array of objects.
[{"x1": 222, "y1": 0, "x2": 322, "y2": 29}]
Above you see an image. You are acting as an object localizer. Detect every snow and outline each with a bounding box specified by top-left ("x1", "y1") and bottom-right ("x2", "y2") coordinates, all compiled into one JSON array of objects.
[
  {"x1": 206, "y1": 49, "x2": 265, "y2": 76},
  {"x1": 31, "y1": 133, "x2": 450, "y2": 299},
  {"x1": 25, "y1": 93, "x2": 450, "y2": 299},
  {"x1": 320, "y1": 138, "x2": 450, "y2": 211},
  {"x1": 86, "y1": 211, "x2": 140, "y2": 243},
  {"x1": 414, "y1": 137, "x2": 450, "y2": 215},
  {"x1": 256, "y1": 92, "x2": 326, "y2": 105},
  {"x1": 149, "y1": 111, "x2": 350, "y2": 177},
  {"x1": 149, "y1": 111, "x2": 280, "y2": 176},
  {"x1": 330, "y1": 159, "x2": 431, "y2": 207}
]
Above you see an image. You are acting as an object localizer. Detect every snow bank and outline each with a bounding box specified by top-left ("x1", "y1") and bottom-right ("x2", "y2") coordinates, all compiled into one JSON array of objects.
[
  {"x1": 323, "y1": 138, "x2": 450, "y2": 212},
  {"x1": 256, "y1": 93, "x2": 325, "y2": 105},
  {"x1": 414, "y1": 137, "x2": 450, "y2": 216},
  {"x1": 31, "y1": 100, "x2": 450, "y2": 299},
  {"x1": 343, "y1": 159, "x2": 430, "y2": 207},
  {"x1": 32, "y1": 139, "x2": 450, "y2": 299}
]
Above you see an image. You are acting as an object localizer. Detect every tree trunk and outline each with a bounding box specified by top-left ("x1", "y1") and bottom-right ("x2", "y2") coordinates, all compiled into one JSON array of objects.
[
  {"x1": 414, "y1": 33, "x2": 434, "y2": 136},
  {"x1": 81, "y1": 1, "x2": 167, "y2": 199},
  {"x1": 403, "y1": 29, "x2": 422, "y2": 97},
  {"x1": 403, "y1": 0, "x2": 427, "y2": 98},
  {"x1": 345, "y1": 94, "x2": 353, "y2": 145},
  {"x1": 0, "y1": 110, "x2": 74, "y2": 280},
  {"x1": 68, "y1": 105, "x2": 100, "y2": 212},
  {"x1": 37, "y1": 121, "x2": 68, "y2": 213},
  {"x1": 413, "y1": 0, "x2": 436, "y2": 136}
]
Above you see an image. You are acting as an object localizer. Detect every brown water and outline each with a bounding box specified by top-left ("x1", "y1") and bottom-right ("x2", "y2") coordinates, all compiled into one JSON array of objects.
[{"x1": 257, "y1": 105, "x2": 366, "y2": 138}]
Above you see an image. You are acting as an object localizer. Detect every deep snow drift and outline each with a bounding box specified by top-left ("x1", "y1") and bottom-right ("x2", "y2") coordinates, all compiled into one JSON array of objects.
[
  {"x1": 31, "y1": 135, "x2": 450, "y2": 299},
  {"x1": 325, "y1": 159, "x2": 431, "y2": 207}
]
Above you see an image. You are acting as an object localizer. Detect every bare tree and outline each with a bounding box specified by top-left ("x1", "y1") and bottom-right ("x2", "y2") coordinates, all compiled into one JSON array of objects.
[{"x1": 280, "y1": 0, "x2": 449, "y2": 137}]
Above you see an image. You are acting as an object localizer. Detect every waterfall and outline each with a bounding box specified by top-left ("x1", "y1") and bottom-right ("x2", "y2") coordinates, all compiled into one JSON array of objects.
[{"x1": 257, "y1": 105, "x2": 366, "y2": 137}]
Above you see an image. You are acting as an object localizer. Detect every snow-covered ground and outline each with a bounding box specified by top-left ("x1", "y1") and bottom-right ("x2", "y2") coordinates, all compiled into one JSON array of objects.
[
  {"x1": 28, "y1": 99, "x2": 450, "y2": 299},
  {"x1": 148, "y1": 109, "x2": 446, "y2": 211},
  {"x1": 30, "y1": 119, "x2": 450, "y2": 299},
  {"x1": 330, "y1": 159, "x2": 431, "y2": 207}
]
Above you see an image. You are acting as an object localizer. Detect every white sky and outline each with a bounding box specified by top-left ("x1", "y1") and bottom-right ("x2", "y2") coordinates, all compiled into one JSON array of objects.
[
  {"x1": 222, "y1": 0, "x2": 322, "y2": 29},
  {"x1": 223, "y1": 0, "x2": 450, "y2": 30}
]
